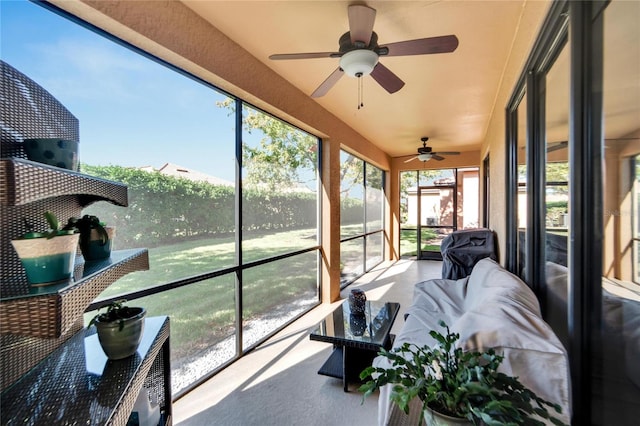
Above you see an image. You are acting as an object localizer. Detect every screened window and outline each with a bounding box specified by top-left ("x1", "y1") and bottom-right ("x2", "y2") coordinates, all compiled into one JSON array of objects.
[
  {"x1": 400, "y1": 168, "x2": 479, "y2": 259},
  {"x1": 339, "y1": 151, "x2": 385, "y2": 287},
  {"x1": 2, "y1": 0, "x2": 321, "y2": 398}
]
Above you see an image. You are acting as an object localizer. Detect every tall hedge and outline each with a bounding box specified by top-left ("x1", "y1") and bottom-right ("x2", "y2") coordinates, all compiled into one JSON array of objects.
[{"x1": 81, "y1": 164, "x2": 362, "y2": 248}]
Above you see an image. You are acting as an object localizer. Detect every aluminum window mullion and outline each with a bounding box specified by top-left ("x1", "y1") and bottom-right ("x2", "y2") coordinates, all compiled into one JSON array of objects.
[
  {"x1": 568, "y1": 1, "x2": 605, "y2": 422},
  {"x1": 363, "y1": 162, "x2": 368, "y2": 273},
  {"x1": 525, "y1": 71, "x2": 547, "y2": 300},
  {"x1": 317, "y1": 137, "x2": 323, "y2": 300},
  {"x1": 235, "y1": 99, "x2": 243, "y2": 357}
]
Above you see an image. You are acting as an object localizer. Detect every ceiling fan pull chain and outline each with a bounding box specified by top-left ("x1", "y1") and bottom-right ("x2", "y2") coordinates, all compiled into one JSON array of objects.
[{"x1": 358, "y1": 74, "x2": 364, "y2": 109}]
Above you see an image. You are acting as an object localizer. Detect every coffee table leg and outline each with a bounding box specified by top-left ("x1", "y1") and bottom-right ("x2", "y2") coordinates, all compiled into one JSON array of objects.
[{"x1": 342, "y1": 345, "x2": 349, "y2": 392}]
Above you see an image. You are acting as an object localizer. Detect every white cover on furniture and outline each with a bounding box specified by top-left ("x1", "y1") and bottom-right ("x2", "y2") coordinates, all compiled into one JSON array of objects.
[{"x1": 375, "y1": 258, "x2": 571, "y2": 425}]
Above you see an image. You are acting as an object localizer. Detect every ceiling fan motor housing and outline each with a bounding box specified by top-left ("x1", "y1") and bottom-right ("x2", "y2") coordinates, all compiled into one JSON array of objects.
[
  {"x1": 339, "y1": 31, "x2": 379, "y2": 52},
  {"x1": 340, "y1": 50, "x2": 379, "y2": 77}
]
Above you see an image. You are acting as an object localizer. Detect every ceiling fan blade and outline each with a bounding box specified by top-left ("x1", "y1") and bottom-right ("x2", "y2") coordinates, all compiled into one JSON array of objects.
[
  {"x1": 547, "y1": 141, "x2": 568, "y2": 152},
  {"x1": 404, "y1": 156, "x2": 419, "y2": 163},
  {"x1": 370, "y1": 63, "x2": 405, "y2": 94},
  {"x1": 269, "y1": 52, "x2": 338, "y2": 60},
  {"x1": 431, "y1": 155, "x2": 445, "y2": 161},
  {"x1": 381, "y1": 35, "x2": 459, "y2": 57},
  {"x1": 311, "y1": 67, "x2": 344, "y2": 98},
  {"x1": 433, "y1": 151, "x2": 460, "y2": 155},
  {"x1": 348, "y1": 4, "x2": 376, "y2": 45},
  {"x1": 520, "y1": 141, "x2": 569, "y2": 152}
]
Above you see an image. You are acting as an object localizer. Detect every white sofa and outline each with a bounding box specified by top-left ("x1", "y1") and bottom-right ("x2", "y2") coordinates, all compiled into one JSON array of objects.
[{"x1": 375, "y1": 258, "x2": 571, "y2": 425}]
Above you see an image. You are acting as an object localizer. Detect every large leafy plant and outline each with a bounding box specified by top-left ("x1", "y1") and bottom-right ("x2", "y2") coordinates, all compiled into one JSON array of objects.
[
  {"x1": 359, "y1": 321, "x2": 567, "y2": 426},
  {"x1": 18, "y1": 211, "x2": 76, "y2": 240}
]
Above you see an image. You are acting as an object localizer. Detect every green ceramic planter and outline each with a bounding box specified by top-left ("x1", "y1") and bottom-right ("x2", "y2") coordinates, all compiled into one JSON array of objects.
[
  {"x1": 11, "y1": 233, "x2": 80, "y2": 286},
  {"x1": 80, "y1": 226, "x2": 115, "y2": 261},
  {"x1": 95, "y1": 307, "x2": 146, "y2": 360},
  {"x1": 22, "y1": 138, "x2": 79, "y2": 171}
]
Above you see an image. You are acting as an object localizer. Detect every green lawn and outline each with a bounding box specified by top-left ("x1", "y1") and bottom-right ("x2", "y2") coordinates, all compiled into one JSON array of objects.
[
  {"x1": 102, "y1": 227, "x2": 318, "y2": 297},
  {"x1": 400, "y1": 228, "x2": 439, "y2": 256},
  {"x1": 88, "y1": 228, "x2": 320, "y2": 360}
]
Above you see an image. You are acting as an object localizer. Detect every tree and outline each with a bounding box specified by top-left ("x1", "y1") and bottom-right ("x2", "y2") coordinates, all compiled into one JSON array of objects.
[
  {"x1": 218, "y1": 97, "x2": 368, "y2": 196},
  {"x1": 218, "y1": 98, "x2": 317, "y2": 192}
]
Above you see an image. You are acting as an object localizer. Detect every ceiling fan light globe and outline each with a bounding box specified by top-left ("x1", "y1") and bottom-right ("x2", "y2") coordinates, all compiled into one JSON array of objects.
[
  {"x1": 339, "y1": 49, "x2": 378, "y2": 77},
  {"x1": 418, "y1": 153, "x2": 432, "y2": 162}
]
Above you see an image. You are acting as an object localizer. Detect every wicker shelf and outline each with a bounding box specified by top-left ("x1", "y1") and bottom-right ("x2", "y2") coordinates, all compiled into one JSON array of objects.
[
  {"x1": 0, "y1": 158, "x2": 128, "y2": 207},
  {"x1": 1, "y1": 316, "x2": 172, "y2": 426},
  {"x1": 0, "y1": 249, "x2": 149, "y2": 339}
]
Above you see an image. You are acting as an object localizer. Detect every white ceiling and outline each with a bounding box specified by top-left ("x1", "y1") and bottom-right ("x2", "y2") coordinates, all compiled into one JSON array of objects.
[
  {"x1": 181, "y1": 0, "x2": 530, "y2": 158},
  {"x1": 181, "y1": 1, "x2": 639, "y2": 160}
]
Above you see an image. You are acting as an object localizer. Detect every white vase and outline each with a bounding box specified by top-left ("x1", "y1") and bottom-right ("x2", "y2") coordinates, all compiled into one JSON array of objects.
[{"x1": 423, "y1": 406, "x2": 473, "y2": 426}]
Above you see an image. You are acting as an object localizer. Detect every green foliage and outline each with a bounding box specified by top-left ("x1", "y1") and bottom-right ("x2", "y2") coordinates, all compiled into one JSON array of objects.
[
  {"x1": 546, "y1": 201, "x2": 568, "y2": 210},
  {"x1": 242, "y1": 117, "x2": 317, "y2": 192},
  {"x1": 359, "y1": 321, "x2": 567, "y2": 426},
  {"x1": 19, "y1": 211, "x2": 76, "y2": 239},
  {"x1": 217, "y1": 98, "x2": 318, "y2": 191},
  {"x1": 340, "y1": 197, "x2": 365, "y2": 226},
  {"x1": 217, "y1": 98, "x2": 375, "y2": 197},
  {"x1": 80, "y1": 164, "x2": 318, "y2": 248},
  {"x1": 88, "y1": 299, "x2": 141, "y2": 331},
  {"x1": 64, "y1": 214, "x2": 109, "y2": 245},
  {"x1": 546, "y1": 162, "x2": 569, "y2": 182},
  {"x1": 398, "y1": 170, "x2": 446, "y2": 224}
]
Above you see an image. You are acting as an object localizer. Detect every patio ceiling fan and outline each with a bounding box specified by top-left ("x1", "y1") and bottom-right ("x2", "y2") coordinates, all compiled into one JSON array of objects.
[
  {"x1": 405, "y1": 137, "x2": 460, "y2": 162},
  {"x1": 269, "y1": 4, "x2": 459, "y2": 98}
]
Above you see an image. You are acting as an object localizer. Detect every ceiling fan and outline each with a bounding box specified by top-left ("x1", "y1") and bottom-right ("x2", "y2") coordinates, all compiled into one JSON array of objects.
[
  {"x1": 269, "y1": 4, "x2": 459, "y2": 98},
  {"x1": 405, "y1": 137, "x2": 460, "y2": 163}
]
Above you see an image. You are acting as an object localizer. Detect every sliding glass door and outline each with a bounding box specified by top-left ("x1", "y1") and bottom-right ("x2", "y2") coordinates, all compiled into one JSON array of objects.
[
  {"x1": 506, "y1": 1, "x2": 640, "y2": 421},
  {"x1": 401, "y1": 168, "x2": 479, "y2": 259},
  {"x1": 417, "y1": 183, "x2": 455, "y2": 260}
]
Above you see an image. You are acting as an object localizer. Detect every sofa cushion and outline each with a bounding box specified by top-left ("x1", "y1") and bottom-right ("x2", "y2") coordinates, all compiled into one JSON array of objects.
[
  {"x1": 452, "y1": 300, "x2": 571, "y2": 424},
  {"x1": 409, "y1": 277, "x2": 467, "y2": 320},
  {"x1": 465, "y1": 258, "x2": 541, "y2": 316}
]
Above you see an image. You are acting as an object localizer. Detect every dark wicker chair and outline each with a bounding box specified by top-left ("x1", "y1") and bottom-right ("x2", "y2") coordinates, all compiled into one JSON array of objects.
[{"x1": 440, "y1": 228, "x2": 497, "y2": 280}]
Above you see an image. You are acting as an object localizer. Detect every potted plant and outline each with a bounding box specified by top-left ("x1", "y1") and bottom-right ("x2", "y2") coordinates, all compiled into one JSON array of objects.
[
  {"x1": 64, "y1": 214, "x2": 114, "y2": 261},
  {"x1": 88, "y1": 299, "x2": 146, "y2": 360},
  {"x1": 11, "y1": 211, "x2": 79, "y2": 286},
  {"x1": 359, "y1": 321, "x2": 567, "y2": 426}
]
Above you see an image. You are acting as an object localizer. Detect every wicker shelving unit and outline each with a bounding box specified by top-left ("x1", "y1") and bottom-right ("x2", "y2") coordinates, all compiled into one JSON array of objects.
[
  {"x1": 0, "y1": 59, "x2": 172, "y2": 424},
  {"x1": 0, "y1": 248, "x2": 150, "y2": 338},
  {"x1": 1, "y1": 316, "x2": 172, "y2": 426},
  {"x1": 0, "y1": 157, "x2": 128, "y2": 206},
  {"x1": 0, "y1": 157, "x2": 150, "y2": 339}
]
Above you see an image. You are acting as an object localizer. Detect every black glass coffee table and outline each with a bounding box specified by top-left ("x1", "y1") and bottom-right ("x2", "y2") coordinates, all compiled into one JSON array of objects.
[{"x1": 310, "y1": 300, "x2": 400, "y2": 391}]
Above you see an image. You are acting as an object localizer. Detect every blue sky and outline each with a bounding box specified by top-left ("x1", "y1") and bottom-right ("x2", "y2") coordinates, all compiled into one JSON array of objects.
[{"x1": 1, "y1": 0, "x2": 238, "y2": 181}]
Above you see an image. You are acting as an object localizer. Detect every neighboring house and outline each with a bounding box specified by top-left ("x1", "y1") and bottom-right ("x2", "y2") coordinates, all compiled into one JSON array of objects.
[
  {"x1": 404, "y1": 170, "x2": 479, "y2": 229},
  {"x1": 143, "y1": 162, "x2": 235, "y2": 187}
]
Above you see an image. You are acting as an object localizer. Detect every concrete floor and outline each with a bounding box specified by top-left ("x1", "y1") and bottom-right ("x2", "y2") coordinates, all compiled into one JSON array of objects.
[{"x1": 173, "y1": 258, "x2": 442, "y2": 426}]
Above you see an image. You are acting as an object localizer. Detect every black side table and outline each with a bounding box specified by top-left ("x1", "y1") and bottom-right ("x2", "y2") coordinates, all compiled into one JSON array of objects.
[{"x1": 310, "y1": 300, "x2": 400, "y2": 391}]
